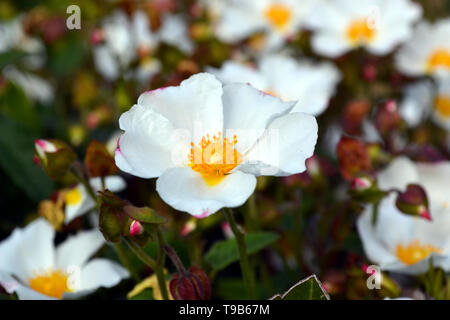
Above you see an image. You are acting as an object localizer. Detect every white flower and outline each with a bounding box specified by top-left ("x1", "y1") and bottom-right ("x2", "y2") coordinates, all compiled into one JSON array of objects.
[
  {"x1": 399, "y1": 78, "x2": 450, "y2": 130},
  {"x1": 115, "y1": 73, "x2": 318, "y2": 217},
  {"x1": 396, "y1": 18, "x2": 450, "y2": 79},
  {"x1": 159, "y1": 14, "x2": 194, "y2": 55},
  {"x1": 357, "y1": 157, "x2": 450, "y2": 275},
  {"x1": 64, "y1": 176, "x2": 126, "y2": 224},
  {"x1": 93, "y1": 10, "x2": 159, "y2": 82},
  {"x1": 305, "y1": 0, "x2": 422, "y2": 57},
  {"x1": 208, "y1": 54, "x2": 341, "y2": 116},
  {"x1": 0, "y1": 218, "x2": 129, "y2": 299},
  {"x1": 399, "y1": 80, "x2": 434, "y2": 128},
  {"x1": 214, "y1": 0, "x2": 313, "y2": 51}
]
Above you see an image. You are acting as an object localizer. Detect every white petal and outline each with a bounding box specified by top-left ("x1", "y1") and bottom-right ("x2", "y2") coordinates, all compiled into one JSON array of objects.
[
  {"x1": 356, "y1": 207, "x2": 398, "y2": 266},
  {"x1": 136, "y1": 73, "x2": 224, "y2": 143},
  {"x1": 240, "y1": 112, "x2": 318, "y2": 176},
  {"x1": 207, "y1": 61, "x2": 268, "y2": 91},
  {"x1": 222, "y1": 83, "x2": 295, "y2": 152},
  {"x1": 93, "y1": 45, "x2": 119, "y2": 81},
  {"x1": 0, "y1": 219, "x2": 55, "y2": 282},
  {"x1": 64, "y1": 184, "x2": 96, "y2": 224},
  {"x1": 116, "y1": 104, "x2": 180, "y2": 178},
  {"x1": 310, "y1": 32, "x2": 350, "y2": 58},
  {"x1": 55, "y1": 229, "x2": 105, "y2": 270},
  {"x1": 78, "y1": 258, "x2": 129, "y2": 292},
  {"x1": 417, "y1": 162, "x2": 450, "y2": 210},
  {"x1": 89, "y1": 176, "x2": 126, "y2": 193},
  {"x1": 377, "y1": 157, "x2": 419, "y2": 191},
  {"x1": 156, "y1": 167, "x2": 256, "y2": 217}
]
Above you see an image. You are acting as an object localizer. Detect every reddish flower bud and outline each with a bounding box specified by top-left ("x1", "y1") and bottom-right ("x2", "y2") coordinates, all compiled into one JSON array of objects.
[
  {"x1": 341, "y1": 100, "x2": 371, "y2": 135},
  {"x1": 337, "y1": 137, "x2": 372, "y2": 181},
  {"x1": 169, "y1": 266, "x2": 211, "y2": 300},
  {"x1": 34, "y1": 139, "x2": 77, "y2": 181},
  {"x1": 395, "y1": 184, "x2": 431, "y2": 221},
  {"x1": 129, "y1": 220, "x2": 144, "y2": 236}
]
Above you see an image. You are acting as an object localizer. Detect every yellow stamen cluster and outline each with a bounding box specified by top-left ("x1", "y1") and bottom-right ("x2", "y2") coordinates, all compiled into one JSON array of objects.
[
  {"x1": 189, "y1": 132, "x2": 242, "y2": 186},
  {"x1": 435, "y1": 95, "x2": 450, "y2": 118},
  {"x1": 346, "y1": 19, "x2": 376, "y2": 44},
  {"x1": 65, "y1": 187, "x2": 82, "y2": 206},
  {"x1": 29, "y1": 269, "x2": 70, "y2": 299},
  {"x1": 264, "y1": 4, "x2": 292, "y2": 30},
  {"x1": 396, "y1": 240, "x2": 442, "y2": 266},
  {"x1": 427, "y1": 49, "x2": 450, "y2": 73}
]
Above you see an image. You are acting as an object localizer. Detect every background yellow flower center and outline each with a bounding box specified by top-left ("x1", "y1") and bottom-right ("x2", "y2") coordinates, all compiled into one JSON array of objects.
[
  {"x1": 435, "y1": 95, "x2": 450, "y2": 118},
  {"x1": 346, "y1": 19, "x2": 375, "y2": 44},
  {"x1": 427, "y1": 49, "x2": 450, "y2": 73},
  {"x1": 396, "y1": 240, "x2": 442, "y2": 265},
  {"x1": 189, "y1": 133, "x2": 242, "y2": 186},
  {"x1": 29, "y1": 269, "x2": 70, "y2": 299},
  {"x1": 264, "y1": 4, "x2": 292, "y2": 30},
  {"x1": 65, "y1": 187, "x2": 82, "y2": 206}
]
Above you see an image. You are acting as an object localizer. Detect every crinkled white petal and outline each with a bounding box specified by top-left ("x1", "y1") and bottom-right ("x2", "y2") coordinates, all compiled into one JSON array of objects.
[
  {"x1": 240, "y1": 112, "x2": 318, "y2": 176},
  {"x1": 377, "y1": 157, "x2": 420, "y2": 191},
  {"x1": 222, "y1": 83, "x2": 295, "y2": 152},
  {"x1": 78, "y1": 258, "x2": 130, "y2": 292}
]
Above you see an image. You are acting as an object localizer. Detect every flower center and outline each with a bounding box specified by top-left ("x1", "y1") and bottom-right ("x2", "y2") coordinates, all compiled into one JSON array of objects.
[
  {"x1": 435, "y1": 95, "x2": 450, "y2": 118},
  {"x1": 427, "y1": 49, "x2": 450, "y2": 73},
  {"x1": 65, "y1": 187, "x2": 82, "y2": 206},
  {"x1": 396, "y1": 240, "x2": 442, "y2": 265},
  {"x1": 264, "y1": 4, "x2": 292, "y2": 30},
  {"x1": 346, "y1": 19, "x2": 375, "y2": 44},
  {"x1": 29, "y1": 269, "x2": 71, "y2": 299},
  {"x1": 188, "y1": 132, "x2": 242, "y2": 186}
]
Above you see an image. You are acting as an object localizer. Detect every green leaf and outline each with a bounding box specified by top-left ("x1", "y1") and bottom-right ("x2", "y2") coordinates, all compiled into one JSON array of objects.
[
  {"x1": 205, "y1": 232, "x2": 279, "y2": 271},
  {"x1": 124, "y1": 205, "x2": 166, "y2": 225},
  {"x1": 0, "y1": 116, "x2": 53, "y2": 202},
  {"x1": 270, "y1": 275, "x2": 330, "y2": 300},
  {"x1": 0, "y1": 50, "x2": 28, "y2": 69}
]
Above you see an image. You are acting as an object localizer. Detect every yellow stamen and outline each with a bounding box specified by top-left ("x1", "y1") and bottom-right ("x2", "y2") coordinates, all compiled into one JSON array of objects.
[
  {"x1": 188, "y1": 132, "x2": 242, "y2": 186},
  {"x1": 65, "y1": 187, "x2": 82, "y2": 206},
  {"x1": 346, "y1": 19, "x2": 375, "y2": 45},
  {"x1": 29, "y1": 269, "x2": 70, "y2": 299},
  {"x1": 427, "y1": 49, "x2": 450, "y2": 73},
  {"x1": 435, "y1": 95, "x2": 450, "y2": 118},
  {"x1": 396, "y1": 240, "x2": 441, "y2": 265},
  {"x1": 264, "y1": 4, "x2": 292, "y2": 30}
]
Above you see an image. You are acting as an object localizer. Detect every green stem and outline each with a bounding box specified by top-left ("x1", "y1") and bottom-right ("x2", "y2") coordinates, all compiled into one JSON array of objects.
[
  {"x1": 114, "y1": 241, "x2": 139, "y2": 282},
  {"x1": 155, "y1": 230, "x2": 170, "y2": 300},
  {"x1": 124, "y1": 238, "x2": 157, "y2": 270},
  {"x1": 223, "y1": 208, "x2": 256, "y2": 299}
]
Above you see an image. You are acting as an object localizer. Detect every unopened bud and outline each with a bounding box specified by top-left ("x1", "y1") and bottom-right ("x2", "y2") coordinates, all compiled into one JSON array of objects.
[
  {"x1": 129, "y1": 220, "x2": 144, "y2": 236},
  {"x1": 169, "y1": 266, "x2": 211, "y2": 300},
  {"x1": 395, "y1": 184, "x2": 431, "y2": 220}
]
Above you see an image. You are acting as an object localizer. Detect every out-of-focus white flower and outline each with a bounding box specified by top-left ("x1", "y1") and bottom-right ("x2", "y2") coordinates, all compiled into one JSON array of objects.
[
  {"x1": 115, "y1": 73, "x2": 318, "y2": 217},
  {"x1": 0, "y1": 218, "x2": 129, "y2": 299},
  {"x1": 399, "y1": 80, "x2": 434, "y2": 128},
  {"x1": 93, "y1": 10, "x2": 158, "y2": 82},
  {"x1": 396, "y1": 18, "x2": 450, "y2": 79},
  {"x1": 357, "y1": 157, "x2": 450, "y2": 275},
  {"x1": 213, "y1": 0, "x2": 313, "y2": 51},
  {"x1": 64, "y1": 176, "x2": 126, "y2": 224},
  {"x1": 3, "y1": 66, "x2": 54, "y2": 104},
  {"x1": 305, "y1": 0, "x2": 422, "y2": 57},
  {"x1": 208, "y1": 54, "x2": 341, "y2": 116},
  {"x1": 399, "y1": 78, "x2": 450, "y2": 130},
  {"x1": 159, "y1": 14, "x2": 194, "y2": 55}
]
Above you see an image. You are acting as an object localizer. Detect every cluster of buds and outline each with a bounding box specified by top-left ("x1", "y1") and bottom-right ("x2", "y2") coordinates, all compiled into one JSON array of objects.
[{"x1": 34, "y1": 139, "x2": 77, "y2": 182}]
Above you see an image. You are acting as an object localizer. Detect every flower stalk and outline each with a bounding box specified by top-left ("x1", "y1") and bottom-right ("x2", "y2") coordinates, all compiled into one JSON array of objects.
[{"x1": 223, "y1": 208, "x2": 256, "y2": 299}]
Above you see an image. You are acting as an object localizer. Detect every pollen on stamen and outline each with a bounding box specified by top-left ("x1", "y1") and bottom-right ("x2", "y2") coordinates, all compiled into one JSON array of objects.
[{"x1": 188, "y1": 132, "x2": 242, "y2": 186}]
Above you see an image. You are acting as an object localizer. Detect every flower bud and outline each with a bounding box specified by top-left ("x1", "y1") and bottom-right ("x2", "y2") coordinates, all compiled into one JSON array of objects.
[
  {"x1": 169, "y1": 266, "x2": 211, "y2": 300},
  {"x1": 34, "y1": 139, "x2": 77, "y2": 181},
  {"x1": 337, "y1": 137, "x2": 372, "y2": 181},
  {"x1": 395, "y1": 184, "x2": 431, "y2": 221},
  {"x1": 129, "y1": 220, "x2": 144, "y2": 236},
  {"x1": 374, "y1": 100, "x2": 401, "y2": 136}
]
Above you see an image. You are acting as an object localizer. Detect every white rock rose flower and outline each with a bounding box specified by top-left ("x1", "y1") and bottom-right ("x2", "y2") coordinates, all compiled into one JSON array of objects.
[
  {"x1": 115, "y1": 73, "x2": 318, "y2": 218},
  {"x1": 305, "y1": 0, "x2": 422, "y2": 57},
  {"x1": 357, "y1": 157, "x2": 450, "y2": 275},
  {"x1": 0, "y1": 219, "x2": 129, "y2": 299},
  {"x1": 213, "y1": 0, "x2": 314, "y2": 51},
  {"x1": 396, "y1": 18, "x2": 450, "y2": 79},
  {"x1": 208, "y1": 54, "x2": 341, "y2": 116}
]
